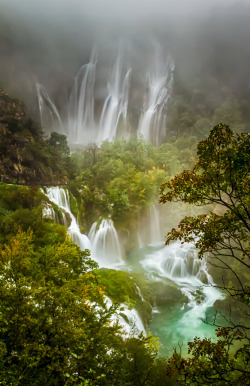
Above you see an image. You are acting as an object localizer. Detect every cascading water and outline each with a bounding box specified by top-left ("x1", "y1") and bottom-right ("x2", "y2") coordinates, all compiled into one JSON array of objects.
[
  {"x1": 137, "y1": 42, "x2": 174, "y2": 145},
  {"x1": 67, "y1": 49, "x2": 97, "y2": 144},
  {"x1": 46, "y1": 187, "x2": 91, "y2": 251},
  {"x1": 98, "y1": 48, "x2": 131, "y2": 142},
  {"x1": 149, "y1": 203, "x2": 162, "y2": 244},
  {"x1": 140, "y1": 240, "x2": 223, "y2": 354},
  {"x1": 36, "y1": 83, "x2": 64, "y2": 135},
  {"x1": 137, "y1": 203, "x2": 162, "y2": 247},
  {"x1": 88, "y1": 219, "x2": 124, "y2": 267},
  {"x1": 45, "y1": 187, "x2": 123, "y2": 268},
  {"x1": 36, "y1": 41, "x2": 174, "y2": 145}
]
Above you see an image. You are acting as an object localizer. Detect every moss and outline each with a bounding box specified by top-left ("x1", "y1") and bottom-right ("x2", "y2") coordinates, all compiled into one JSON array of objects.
[{"x1": 96, "y1": 268, "x2": 154, "y2": 326}]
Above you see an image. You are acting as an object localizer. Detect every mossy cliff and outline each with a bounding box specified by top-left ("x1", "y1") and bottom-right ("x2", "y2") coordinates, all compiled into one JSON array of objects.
[{"x1": 0, "y1": 88, "x2": 73, "y2": 185}]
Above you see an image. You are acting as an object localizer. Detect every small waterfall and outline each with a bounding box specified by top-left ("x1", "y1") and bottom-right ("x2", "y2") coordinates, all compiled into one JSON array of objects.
[
  {"x1": 141, "y1": 241, "x2": 209, "y2": 282},
  {"x1": 89, "y1": 219, "x2": 123, "y2": 267},
  {"x1": 98, "y1": 48, "x2": 131, "y2": 142},
  {"x1": 137, "y1": 42, "x2": 174, "y2": 145},
  {"x1": 43, "y1": 203, "x2": 56, "y2": 220},
  {"x1": 36, "y1": 83, "x2": 64, "y2": 135},
  {"x1": 149, "y1": 203, "x2": 162, "y2": 244},
  {"x1": 137, "y1": 203, "x2": 162, "y2": 248},
  {"x1": 105, "y1": 297, "x2": 146, "y2": 337},
  {"x1": 117, "y1": 305, "x2": 146, "y2": 336},
  {"x1": 46, "y1": 187, "x2": 91, "y2": 251}
]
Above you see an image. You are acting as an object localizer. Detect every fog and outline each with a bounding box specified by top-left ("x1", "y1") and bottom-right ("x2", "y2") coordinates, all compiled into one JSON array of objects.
[{"x1": 0, "y1": 0, "x2": 250, "y2": 130}]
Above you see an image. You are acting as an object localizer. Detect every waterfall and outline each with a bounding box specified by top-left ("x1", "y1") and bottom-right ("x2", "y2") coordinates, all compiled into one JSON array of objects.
[
  {"x1": 105, "y1": 297, "x2": 146, "y2": 337},
  {"x1": 98, "y1": 48, "x2": 131, "y2": 142},
  {"x1": 137, "y1": 42, "x2": 174, "y2": 145},
  {"x1": 89, "y1": 219, "x2": 123, "y2": 267},
  {"x1": 36, "y1": 83, "x2": 64, "y2": 135},
  {"x1": 137, "y1": 203, "x2": 162, "y2": 248},
  {"x1": 67, "y1": 48, "x2": 97, "y2": 144},
  {"x1": 45, "y1": 187, "x2": 123, "y2": 267},
  {"x1": 35, "y1": 41, "x2": 174, "y2": 146},
  {"x1": 149, "y1": 203, "x2": 162, "y2": 244},
  {"x1": 141, "y1": 241, "x2": 209, "y2": 282},
  {"x1": 46, "y1": 187, "x2": 91, "y2": 251}
]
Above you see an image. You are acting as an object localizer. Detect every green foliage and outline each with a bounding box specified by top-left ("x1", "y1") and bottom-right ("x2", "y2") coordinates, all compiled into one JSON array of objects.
[
  {"x1": 0, "y1": 183, "x2": 67, "y2": 245},
  {"x1": 0, "y1": 230, "x2": 170, "y2": 385},
  {"x1": 160, "y1": 124, "x2": 250, "y2": 383},
  {"x1": 166, "y1": 328, "x2": 250, "y2": 385},
  {"x1": 96, "y1": 269, "x2": 154, "y2": 325},
  {"x1": 69, "y1": 137, "x2": 196, "y2": 240}
]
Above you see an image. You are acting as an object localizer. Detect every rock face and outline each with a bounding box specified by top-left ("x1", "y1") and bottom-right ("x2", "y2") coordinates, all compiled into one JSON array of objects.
[{"x1": 0, "y1": 88, "x2": 69, "y2": 185}]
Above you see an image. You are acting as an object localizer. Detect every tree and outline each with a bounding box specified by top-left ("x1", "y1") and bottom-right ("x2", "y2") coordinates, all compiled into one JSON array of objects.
[
  {"x1": 160, "y1": 124, "x2": 250, "y2": 384},
  {"x1": 0, "y1": 229, "x2": 171, "y2": 385}
]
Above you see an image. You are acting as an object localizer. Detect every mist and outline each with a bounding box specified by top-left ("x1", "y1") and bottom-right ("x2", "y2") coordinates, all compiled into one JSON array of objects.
[{"x1": 1, "y1": 0, "x2": 250, "y2": 133}]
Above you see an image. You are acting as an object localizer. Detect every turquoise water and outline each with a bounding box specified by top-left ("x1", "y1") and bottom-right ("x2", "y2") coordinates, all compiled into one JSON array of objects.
[{"x1": 126, "y1": 242, "x2": 223, "y2": 357}]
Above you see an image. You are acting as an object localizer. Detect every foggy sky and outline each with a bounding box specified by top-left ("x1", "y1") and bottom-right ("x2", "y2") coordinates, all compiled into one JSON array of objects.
[{"x1": 0, "y1": 0, "x2": 250, "y2": 119}]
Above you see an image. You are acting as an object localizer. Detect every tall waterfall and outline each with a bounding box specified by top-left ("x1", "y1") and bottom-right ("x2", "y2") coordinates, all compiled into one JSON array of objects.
[
  {"x1": 137, "y1": 42, "x2": 174, "y2": 145},
  {"x1": 98, "y1": 47, "x2": 131, "y2": 142},
  {"x1": 67, "y1": 49, "x2": 97, "y2": 144},
  {"x1": 36, "y1": 41, "x2": 174, "y2": 145}
]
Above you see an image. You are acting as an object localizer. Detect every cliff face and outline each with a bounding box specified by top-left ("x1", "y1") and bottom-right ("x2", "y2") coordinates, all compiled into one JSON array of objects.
[{"x1": 0, "y1": 88, "x2": 70, "y2": 185}]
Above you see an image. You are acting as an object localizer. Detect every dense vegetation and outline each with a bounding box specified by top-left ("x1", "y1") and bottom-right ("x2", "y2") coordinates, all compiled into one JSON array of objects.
[
  {"x1": 0, "y1": 85, "x2": 249, "y2": 383},
  {"x1": 0, "y1": 183, "x2": 174, "y2": 385},
  {"x1": 68, "y1": 136, "x2": 197, "y2": 244},
  {"x1": 160, "y1": 124, "x2": 250, "y2": 384}
]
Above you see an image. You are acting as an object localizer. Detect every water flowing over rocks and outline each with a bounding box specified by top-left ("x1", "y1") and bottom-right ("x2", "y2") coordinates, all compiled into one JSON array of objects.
[{"x1": 44, "y1": 186, "x2": 222, "y2": 344}]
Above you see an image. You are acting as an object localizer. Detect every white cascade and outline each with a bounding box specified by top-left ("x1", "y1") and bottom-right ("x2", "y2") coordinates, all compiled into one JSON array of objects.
[
  {"x1": 36, "y1": 83, "x2": 64, "y2": 135},
  {"x1": 149, "y1": 203, "x2": 162, "y2": 244},
  {"x1": 46, "y1": 187, "x2": 91, "y2": 251},
  {"x1": 141, "y1": 240, "x2": 223, "y2": 342},
  {"x1": 88, "y1": 219, "x2": 124, "y2": 267},
  {"x1": 142, "y1": 241, "x2": 209, "y2": 282},
  {"x1": 137, "y1": 42, "x2": 174, "y2": 145},
  {"x1": 105, "y1": 297, "x2": 146, "y2": 337},
  {"x1": 67, "y1": 48, "x2": 97, "y2": 144},
  {"x1": 98, "y1": 48, "x2": 131, "y2": 142}
]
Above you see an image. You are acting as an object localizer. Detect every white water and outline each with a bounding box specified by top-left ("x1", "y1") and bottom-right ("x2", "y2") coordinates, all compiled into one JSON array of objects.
[
  {"x1": 137, "y1": 203, "x2": 163, "y2": 247},
  {"x1": 36, "y1": 83, "x2": 64, "y2": 135},
  {"x1": 105, "y1": 297, "x2": 146, "y2": 337},
  {"x1": 67, "y1": 48, "x2": 97, "y2": 144},
  {"x1": 45, "y1": 187, "x2": 123, "y2": 268},
  {"x1": 88, "y1": 219, "x2": 124, "y2": 267},
  {"x1": 44, "y1": 187, "x2": 222, "y2": 346},
  {"x1": 46, "y1": 187, "x2": 91, "y2": 250},
  {"x1": 140, "y1": 240, "x2": 223, "y2": 353},
  {"x1": 149, "y1": 203, "x2": 162, "y2": 244},
  {"x1": 137, "y1": 42, "x2": 174, "y2": 145},
  {"x1": 98, "y1": 47, "x2": 131, "y2": 142},
  {"x1": 36, "y1": 41, "x2": 174, "y2": 145}
]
